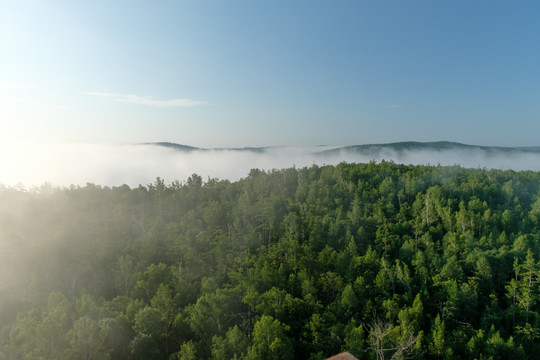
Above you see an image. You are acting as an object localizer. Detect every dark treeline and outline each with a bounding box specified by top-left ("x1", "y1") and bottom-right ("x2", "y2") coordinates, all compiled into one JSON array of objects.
[{"x1": 0, "y1": 162, "x2": 539, "y2": 359}]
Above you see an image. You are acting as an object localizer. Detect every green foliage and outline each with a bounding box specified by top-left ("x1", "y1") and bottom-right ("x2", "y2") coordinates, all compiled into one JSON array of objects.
[
  {"x1": 170, "y1": 340, "x2": 198, "y2": 360},
  {"x1": 343, "y1": 320, "x2": 366, "y2": 359},
  {"x1": 67, "y1": 316, "x2": 111, "y2": 360},
  {"x1": 211, "y1": 325, "x2": 248, "y2": 360},
  {"x1": 246, "y1": 315, "x2": 293, "y2": 360},
  {"x1": 1, "y1": 163, "x2": 540, "y2": 358}
]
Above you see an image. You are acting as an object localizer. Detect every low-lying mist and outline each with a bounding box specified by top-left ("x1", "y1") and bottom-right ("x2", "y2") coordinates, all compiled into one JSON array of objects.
[{"x1": 2, "y1": 142, "x2": 540, "y2": 188}]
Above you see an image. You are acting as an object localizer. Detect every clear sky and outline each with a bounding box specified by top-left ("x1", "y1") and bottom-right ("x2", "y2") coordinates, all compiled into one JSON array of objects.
[{"x1": 2, "y1": 0, "x2": 540, "y2": 148}]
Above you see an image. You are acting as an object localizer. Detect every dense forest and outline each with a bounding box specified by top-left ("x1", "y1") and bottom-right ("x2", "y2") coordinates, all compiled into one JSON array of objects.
[{"x1": 0, "y1": 162, "x2": 539, "y2": 359}]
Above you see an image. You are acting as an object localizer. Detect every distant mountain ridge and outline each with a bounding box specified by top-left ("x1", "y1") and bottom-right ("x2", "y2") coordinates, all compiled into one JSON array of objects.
[
  {"x1": 147, "y1": 142, "x2": 200, "y2": 151},
  {"x1": 318, "y1": 141, "x2": 540, "y2": 156},
  {"x1": 144, "y1": 142, "x2": 269, "y2": 153},
  {"x1": 146, "y1": 141, "x2": 540, "y2": 155}
]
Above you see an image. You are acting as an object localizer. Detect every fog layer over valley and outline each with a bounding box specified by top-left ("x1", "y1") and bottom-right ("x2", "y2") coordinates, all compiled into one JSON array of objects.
[{"x1": 2, "y1": 141, "x2": 540, "y2": 188}]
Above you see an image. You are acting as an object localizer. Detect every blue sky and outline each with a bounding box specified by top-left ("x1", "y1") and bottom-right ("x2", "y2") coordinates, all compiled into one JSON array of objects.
[{"x1": 2, "y1": 0, "x2": 540, "y2": 147}]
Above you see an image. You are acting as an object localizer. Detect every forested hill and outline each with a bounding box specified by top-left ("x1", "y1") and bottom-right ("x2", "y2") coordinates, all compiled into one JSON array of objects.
[
  {"x1": 148, "y1": 140, "x2": 540, "y2": 155},
  {"x1": 1, "y1": 162, "x2": 539, "y2": 359},
  {"x1": 319, "y1": 141, "x2": 540, "y2": 156},
  {"x1": 146, "y1": 142, "x2": 270, "y2": 153}
]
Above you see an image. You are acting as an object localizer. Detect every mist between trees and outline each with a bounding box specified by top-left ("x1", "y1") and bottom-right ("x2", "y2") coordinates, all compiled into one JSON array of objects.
[{"x1": 0, "y1": 162, "x2": 539, "y2": 359}]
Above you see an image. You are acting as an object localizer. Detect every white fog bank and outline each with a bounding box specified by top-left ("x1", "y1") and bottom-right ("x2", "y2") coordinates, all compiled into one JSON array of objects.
[{"x1": 1, "y1": 142, "x2": 540, "y2": 188}]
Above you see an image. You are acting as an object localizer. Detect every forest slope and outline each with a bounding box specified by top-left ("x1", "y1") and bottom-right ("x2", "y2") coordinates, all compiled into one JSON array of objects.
[{"x1": 0, "y1": 162, "x2": 539, "y2": 359}]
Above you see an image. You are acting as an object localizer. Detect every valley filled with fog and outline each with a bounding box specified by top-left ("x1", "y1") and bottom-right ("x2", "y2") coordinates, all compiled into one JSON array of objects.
[{"x1": 2, "y1": 142, "x2": 540, "y2": 188}]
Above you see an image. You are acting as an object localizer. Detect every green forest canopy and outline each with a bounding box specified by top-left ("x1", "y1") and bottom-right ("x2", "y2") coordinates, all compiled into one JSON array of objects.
[{"x1": 0, "y1": 161, "x2": 539, "y2": 359}]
